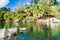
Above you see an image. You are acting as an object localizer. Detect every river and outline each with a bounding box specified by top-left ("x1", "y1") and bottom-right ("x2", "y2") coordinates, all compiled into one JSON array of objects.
[{"x1": 0, "y1": 22, "x2": 60, "y2": 40}]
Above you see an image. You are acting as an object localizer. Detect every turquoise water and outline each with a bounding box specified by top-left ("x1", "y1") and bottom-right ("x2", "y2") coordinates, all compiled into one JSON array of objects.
[{"x1": 0, "y1": 22, "x2": 60, "y2": 40}]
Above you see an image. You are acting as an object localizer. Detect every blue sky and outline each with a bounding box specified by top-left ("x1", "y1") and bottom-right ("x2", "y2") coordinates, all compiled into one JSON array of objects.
[
  {"x1": 57, "y1": 0, "x2": 60, "y2": 2},
  {"x1": 0, "y1": 0, "x2": 60, "y2": 11},
  {"x1": 0, "y1": 0, "x2": 31, "y2": 11},
  {"x1": 6, "y1": 0, "x2": 31, "y2": 11}
]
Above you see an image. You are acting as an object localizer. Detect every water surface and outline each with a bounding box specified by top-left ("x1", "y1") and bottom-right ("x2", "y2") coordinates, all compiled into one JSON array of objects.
[{"x1": 0, "y1": 22, "x2": 60, "y2": 40}]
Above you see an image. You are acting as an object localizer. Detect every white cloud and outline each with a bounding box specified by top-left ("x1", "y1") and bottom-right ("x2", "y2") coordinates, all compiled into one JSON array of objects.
[
  {"x1": 0, "y1": 0, "x2": 9, "y2": 8},
  {"x1": 25, "y1": 2, "x2": 30, "y2": 5},
  {"x1": 23, "y1": 2, "x2": 30, "y2": 6}
]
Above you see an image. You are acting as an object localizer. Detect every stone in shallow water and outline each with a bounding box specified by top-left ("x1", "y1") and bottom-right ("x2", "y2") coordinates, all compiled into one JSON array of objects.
[
  {"x1": 8, "y1": 28, "x2": 17, "y2": 33},
  {"x1": 0, "y1": 28, "x2": 17, "y2": 38},
  {"x1": 20, "y1": 27, "x2": 26, "y2": 31},
  {"x1": 0, "y1": 28, "x2": 8, "y2": 38}
]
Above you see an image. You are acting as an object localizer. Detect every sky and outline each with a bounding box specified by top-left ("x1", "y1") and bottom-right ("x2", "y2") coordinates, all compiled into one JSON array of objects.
[
  {"x1": 0, "y1": 0, "x2": 60, "y2": 11},
  {"x1": 0, "y1": 0, "x2": 31, "y2": 11},
  {"x1": 57, "y1": 0, "x2": 60, "y2": 2}
]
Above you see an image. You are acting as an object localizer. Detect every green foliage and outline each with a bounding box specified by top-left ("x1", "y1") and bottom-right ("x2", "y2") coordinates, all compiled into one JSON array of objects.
[
  {"x1": 4, "y1": 12, "x2": 10, "y2": 20},
  {"x1": 11, "y1": 13, "x2": 24, "y2": 20},
  {"x1": 25, "y1": 4, "x2": 30, "y2": 9},
  {"x1": 4, "y1": 23, "x2": 10, "y2": 28},
  {"x1": 0, "y1": 13, "x2": 2, "y2": 20},
  {"x1": 0, "y1": 7, "x2": 10, "y2": 14},
  {"x1": 0, "y1": 0, "x2": 59, "y2": 21},
  {"x1": 25, "y1": 16, "x2": 35, "y2": 20},
  {"x1": 31, "y1": 4, "x2": 52, "y2": 17},
  {"x1": 25, "y1": 4, "x2": 31, "y2": 16}
]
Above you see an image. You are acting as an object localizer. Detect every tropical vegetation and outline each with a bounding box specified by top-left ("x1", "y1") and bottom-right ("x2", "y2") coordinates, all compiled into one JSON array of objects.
[{"x1": 0, "y1": 0, "x2": 59, "y2": 22}]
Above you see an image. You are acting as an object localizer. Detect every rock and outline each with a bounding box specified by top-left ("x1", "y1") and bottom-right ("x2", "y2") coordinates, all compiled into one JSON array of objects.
[
  {"x1": 0, "y1": 28, "x2": 8, "y2": 38},
  {"x1": 36, "y1": 19, "x2": 47, "y2": 25},
  {"x1": 47, "y1": 17, "x2": 60, "y2": 23},
  {"x1": 5, "y1": 20, "x2": 10, "y2": 23},
  {"x1": 0, "y1": 28, "x2": 17, "y2": 38},
  {"x1": 8, "y1": 32, "x2": 12, "y2": 37},
  {"x1": 27, "y1": 20, "x2": 35, "y2": 23},
  {"x1": 19, "y1": 27, "x2": 26, "y2": 32},
  {"x1": 8, "y1": 28, "x2": 17, "y2": 34},
  {"x1": 8, "y1": 28, "x2": 17, "y2": 36},
  {"x1": 22, "y1": 20, "x2": 26, "y2": 23},
  {"x1": 13, "y1": 19, "x2": 20, "y2": 23}
]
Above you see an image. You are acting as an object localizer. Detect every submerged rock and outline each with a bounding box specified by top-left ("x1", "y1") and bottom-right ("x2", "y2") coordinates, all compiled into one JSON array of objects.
[
  {"x1": 8, "y1": 28, "x2": 17, "y2": 33},
  {"x1": 8, "y1": 28, "x2": 17, "y2": 37},
  {"x1": 0, "y1": 28, "x2": 17, "y2": 38}
]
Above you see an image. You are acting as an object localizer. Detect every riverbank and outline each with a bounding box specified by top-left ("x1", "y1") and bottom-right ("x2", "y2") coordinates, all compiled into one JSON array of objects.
[{"x1": 3, "y1": 17, "x2": 60, "y2": 24}]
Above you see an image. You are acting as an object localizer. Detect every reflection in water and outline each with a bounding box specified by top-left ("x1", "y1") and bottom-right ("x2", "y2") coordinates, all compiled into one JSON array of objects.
[
  {"x1": 0, "y1": 22, "x2": 4, "y2": 29},
  {"x1": 21, "y1": 32, "x2": 30, "y2": 40},
  {"x1": 0, "y1": 22, "x2": 60, "y2": 40}
]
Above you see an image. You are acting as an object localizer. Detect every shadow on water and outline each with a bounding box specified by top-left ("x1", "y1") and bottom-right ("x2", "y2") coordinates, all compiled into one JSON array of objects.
[{"x1": 0, "y1": 22, "x2": 60, "y2": 40}]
